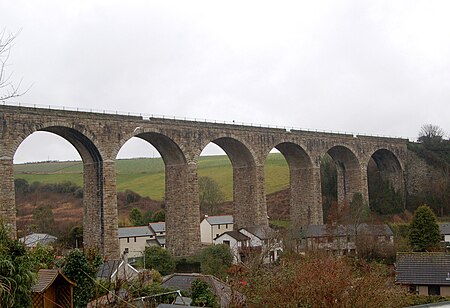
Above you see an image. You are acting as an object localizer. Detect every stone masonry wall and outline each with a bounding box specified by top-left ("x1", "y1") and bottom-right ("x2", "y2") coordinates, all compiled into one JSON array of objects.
[{"x1": 0, "y1": 105, "x2": 408, "y2": 258}]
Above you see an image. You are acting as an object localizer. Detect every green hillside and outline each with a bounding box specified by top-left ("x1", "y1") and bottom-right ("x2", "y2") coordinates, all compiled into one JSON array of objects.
[{"x1": 14, "y1": 153, "x2": 289, "y2": 201}]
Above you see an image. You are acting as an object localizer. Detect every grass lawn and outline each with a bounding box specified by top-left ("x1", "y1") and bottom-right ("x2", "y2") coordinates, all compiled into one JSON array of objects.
[{"x1": 15, "y1": 153, "x2": 290, "y2": 201}]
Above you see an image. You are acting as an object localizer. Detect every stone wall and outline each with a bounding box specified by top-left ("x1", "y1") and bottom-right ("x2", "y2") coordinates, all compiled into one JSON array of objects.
[{"x1": 0, "y1": 105, "x2": 408, "y2": 258}]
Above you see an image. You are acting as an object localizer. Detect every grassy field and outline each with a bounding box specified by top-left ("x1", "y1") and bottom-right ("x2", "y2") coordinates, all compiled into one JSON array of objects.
[{"x1": 14, "y1": 153, "x2": 290, "y2": 201}]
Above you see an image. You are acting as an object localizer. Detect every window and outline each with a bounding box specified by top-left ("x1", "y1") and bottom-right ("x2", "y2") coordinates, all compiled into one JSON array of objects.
[
  {"x1": 134, "y1": 237, "x2": 137, "y2": 242},
  {"x1": 124, "y1": 248, "x2": 129, "y2": 253},
  {"x1": 127, "y1": 237, "x2": 130, "y2": 243},
  {"x1": 428, "y1": 285, "x2": 440, "y2": 296},
  {"x1": 223, "y1": 240, "x2": 230, "y2": 246},
  {"x1": 218, "y1": 224, "x2": 221, "y2": 229}
]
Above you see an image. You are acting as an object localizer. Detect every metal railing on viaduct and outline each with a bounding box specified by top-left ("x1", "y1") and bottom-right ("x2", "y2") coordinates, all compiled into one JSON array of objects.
[{"x1": 0, "y1": 104, "x2": 408, "y2": 259}]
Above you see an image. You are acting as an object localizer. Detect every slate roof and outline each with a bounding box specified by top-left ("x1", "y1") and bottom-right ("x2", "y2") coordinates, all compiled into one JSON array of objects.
[
  {"x1": 97, "y1": 260, "x2": 122, "y2": 279},
  {"x1": 215, "y1": 230, "x2": 250, "y2": 242},
  {"x1": 205, "y1": 215, "x2": 234, "y2": 225},
  {"x1": 162, "y1": 273, "x2": 236, "y2": 307},
  {"x1": 294, "y1": 223, "x2": 393, "y2": 238},
  {"x1": 149, "y1": 222, "x2": 166, "y2": 233},
  {"x1": 240, "y1": 225, "x2": 277, "y2": 240},
  {"x1": 32, "y1": 269, "x2": 75, "y2": 293},
  {"x1": 439, "y1": 223, "x2": 450, "y2": 235},
  {"x1": 19, "y1": 233, "x2": 57, "y2": 247},
  {"x1": 396, "y1": 253, "x2": 450, "y2": 286},
  {"x1": 118, "y1": 226, "x2": 152, "y2": 238}
]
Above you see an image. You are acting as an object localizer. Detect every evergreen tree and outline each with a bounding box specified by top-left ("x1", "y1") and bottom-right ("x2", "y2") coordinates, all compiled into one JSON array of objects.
[
  {"x1": 62, "y1": 249, "x2": 102, "y2": 308},
  {"x1": 129, "y1": 208, "x2": 144, "y2": 226},
  {"x1": 191, "y1": 279, "x2": 218, "y2": 307},
  {"x1": 408, "y1": 204, "x2": 441, "y2": 252}
]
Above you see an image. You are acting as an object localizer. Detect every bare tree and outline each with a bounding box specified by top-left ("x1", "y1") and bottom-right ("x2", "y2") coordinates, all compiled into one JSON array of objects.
[
  {"x1": 0, "y1": 29, "x2": 26, "y2": 101},
  {"x1": 199, "y1": 176, "x2": 225, "y2": 215},
  {"x1": 418, "y1": 124, "x2": 446, "y2": 144}
]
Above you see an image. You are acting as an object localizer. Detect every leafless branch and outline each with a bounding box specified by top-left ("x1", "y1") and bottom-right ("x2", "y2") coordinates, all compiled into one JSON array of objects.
[{"x1": 0, "y1": 28, "x2": 29, "y2": 102}]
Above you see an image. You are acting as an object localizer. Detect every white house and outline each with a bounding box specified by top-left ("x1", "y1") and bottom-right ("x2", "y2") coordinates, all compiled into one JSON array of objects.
[
  {"x1": 200, "y1": 215, "x2": 234, "y2": 244},
  {"x1": 239, "y1": 226, "x2": 282, "y2": 263},
  {"x1": 214, "y1": 231, "x2": 250, "y2": 263},
  {"x1": 118, "y1": 226, "x2": 153, "y2": 258}
]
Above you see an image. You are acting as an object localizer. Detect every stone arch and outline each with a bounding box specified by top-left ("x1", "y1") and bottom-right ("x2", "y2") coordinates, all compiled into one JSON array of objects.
[
  {"x1": 135, "y1": 132, "x2": 186, "y2": 166},
  {"x1": 268, "y1": 142, "x2": 321, "y2": 227},
  {"x1": 367, "y1": 148, "x2": 405, "y2": 213},
  {"x1": 325, "y1": 145, "x2": 363, "y2": 206},
  {"x1": 117, "y1": 131, "x2": 198, "y2": 256},
  {"x1": 7, "y1": 121, "x2": 103, "y2": 160},
  {"x1": 198, "y1": 135, "x2": 265, "y2": 229},
  {"x1": 9, "y1": 124, "x2": 119, "y2": 257}
]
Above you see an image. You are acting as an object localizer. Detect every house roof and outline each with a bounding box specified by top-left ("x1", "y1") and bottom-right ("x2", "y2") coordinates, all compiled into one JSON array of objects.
[
  {"x1": 439, "y1": 223, "x2": 450, "y2": 235},
  {"x1": 162, "y1": 273, "x2": 234, "y2": 304},
  {"x1": 32, "y1": 269, "x2": 75, "y2": 293},
  {"x1": 215, "y1": 230, "x2": 250, "y2": 242},
  {"x1": 240, "y1": 225, "x2": 276, "y2": 240},
  {"x1": 96, "y1": 260, "x2": 139, "y2": 279},
  {"x1": 118, "y1": 226, "x2": 152, "y2": 238},
  {"x1": 19, "y1": 233, "x2": 57, "y2": 247},
  {"x1": 149, "y1": 222, "x2": 166, "y2": 233},
  {"x1": 97, "y1": 260, "x2": 122, "y2": 279},
  {"x1": 205, "y1": 215, "x2": 233, "y2": 225},
  {"x1": 295, "y1": 223, "x2": 393, "y2": 238},
  {"x1": 396, "y1": 253, "x2": 450, "y2": 286}
]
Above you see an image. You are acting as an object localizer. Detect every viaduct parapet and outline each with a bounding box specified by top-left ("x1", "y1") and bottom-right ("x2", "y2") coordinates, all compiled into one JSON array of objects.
[{"x1": 0, "y1": 105, "x2": 408, "y2": 258}]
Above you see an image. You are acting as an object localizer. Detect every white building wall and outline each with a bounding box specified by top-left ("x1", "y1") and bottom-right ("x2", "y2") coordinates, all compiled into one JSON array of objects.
[
  {"x1": 239, "y1": 229, "x2": 263, "y2": 247},
  {"x1": 200, "y1": 220, "x2": 233, "y2": 244},
  {"x1": 214, "y1": 234, "x2": 241, "y2": 263},
  {"x1": 200, "y1": 220, "x2": 212, "y2": 244},
  {"x1": 119, "y1": 236, "x2": 150, "y2": 258}
]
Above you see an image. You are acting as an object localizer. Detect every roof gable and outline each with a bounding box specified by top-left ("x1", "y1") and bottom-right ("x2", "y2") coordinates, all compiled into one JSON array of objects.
[
  {"x1": 240, "y1": 226, "x2": 276, "y2": 239},
  {"x1": 32, "y1": 269, "x2": 75, "y2": 293},
  {"x1": 216, "y1": 230, "x2": 250, "y2": 241}
]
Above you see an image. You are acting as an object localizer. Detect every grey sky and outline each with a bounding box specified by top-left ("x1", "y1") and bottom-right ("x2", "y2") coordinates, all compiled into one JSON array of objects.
[{"x1": 2, "y1": 0, "x2": 449, "y2": 163}]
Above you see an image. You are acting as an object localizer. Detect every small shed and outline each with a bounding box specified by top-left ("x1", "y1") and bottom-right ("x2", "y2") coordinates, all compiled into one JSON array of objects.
[{"x1": 31, "y1": 269, "x2": 76, "y2": 308}]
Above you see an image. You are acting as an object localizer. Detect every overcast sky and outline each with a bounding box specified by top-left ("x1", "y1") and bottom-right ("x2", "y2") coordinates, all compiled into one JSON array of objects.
[{"x1": 2, "y1": 0, "x2": 449, "y2": 163}]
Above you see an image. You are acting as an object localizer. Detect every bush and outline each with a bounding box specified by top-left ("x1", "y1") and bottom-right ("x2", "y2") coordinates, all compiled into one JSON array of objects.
[
  {"x1": 241, "y1": 254, "x2": 407, "y2": 307},
  {"x1": 200, "y1": 244, "x2": 233, "y2": 280},
  {"x1": 144, "y1": 246, "x2": 175, "y2": 275},
  {"x1": 0, "y1": 222, "x2": 36, "y2": 307}
]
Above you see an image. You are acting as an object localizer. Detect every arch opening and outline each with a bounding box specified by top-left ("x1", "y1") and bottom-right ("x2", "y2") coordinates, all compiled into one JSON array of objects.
[
  {"x1": 324, "y1": 145, "x2": 363, "y2": 218},
  {"x1": 199, "y1": 137, "x2": 261, "y2": 229},
  {"x1": 115, "y1": 137, "x2": 166, "y2": 232},
  {"x1": 265, "y1": 142, "x2": 317, "y2": 228},
  {"x1": 12, "y1": 127, "x2": 103, "y2": 252},
  {"x1": 367, "y1": 149, "x2": 405, "y2": 215},
  {"x1": 121, "y1": 132, "x2": 197, "y2": 256},
  {"x1": 198, "y1": 143, "x2": 231, "y2": 218}
]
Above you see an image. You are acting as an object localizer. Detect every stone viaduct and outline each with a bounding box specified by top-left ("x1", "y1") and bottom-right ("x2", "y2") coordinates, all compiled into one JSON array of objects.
[{"x1": 0, "y1": 105, "x2": 408, "y2": 259}]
